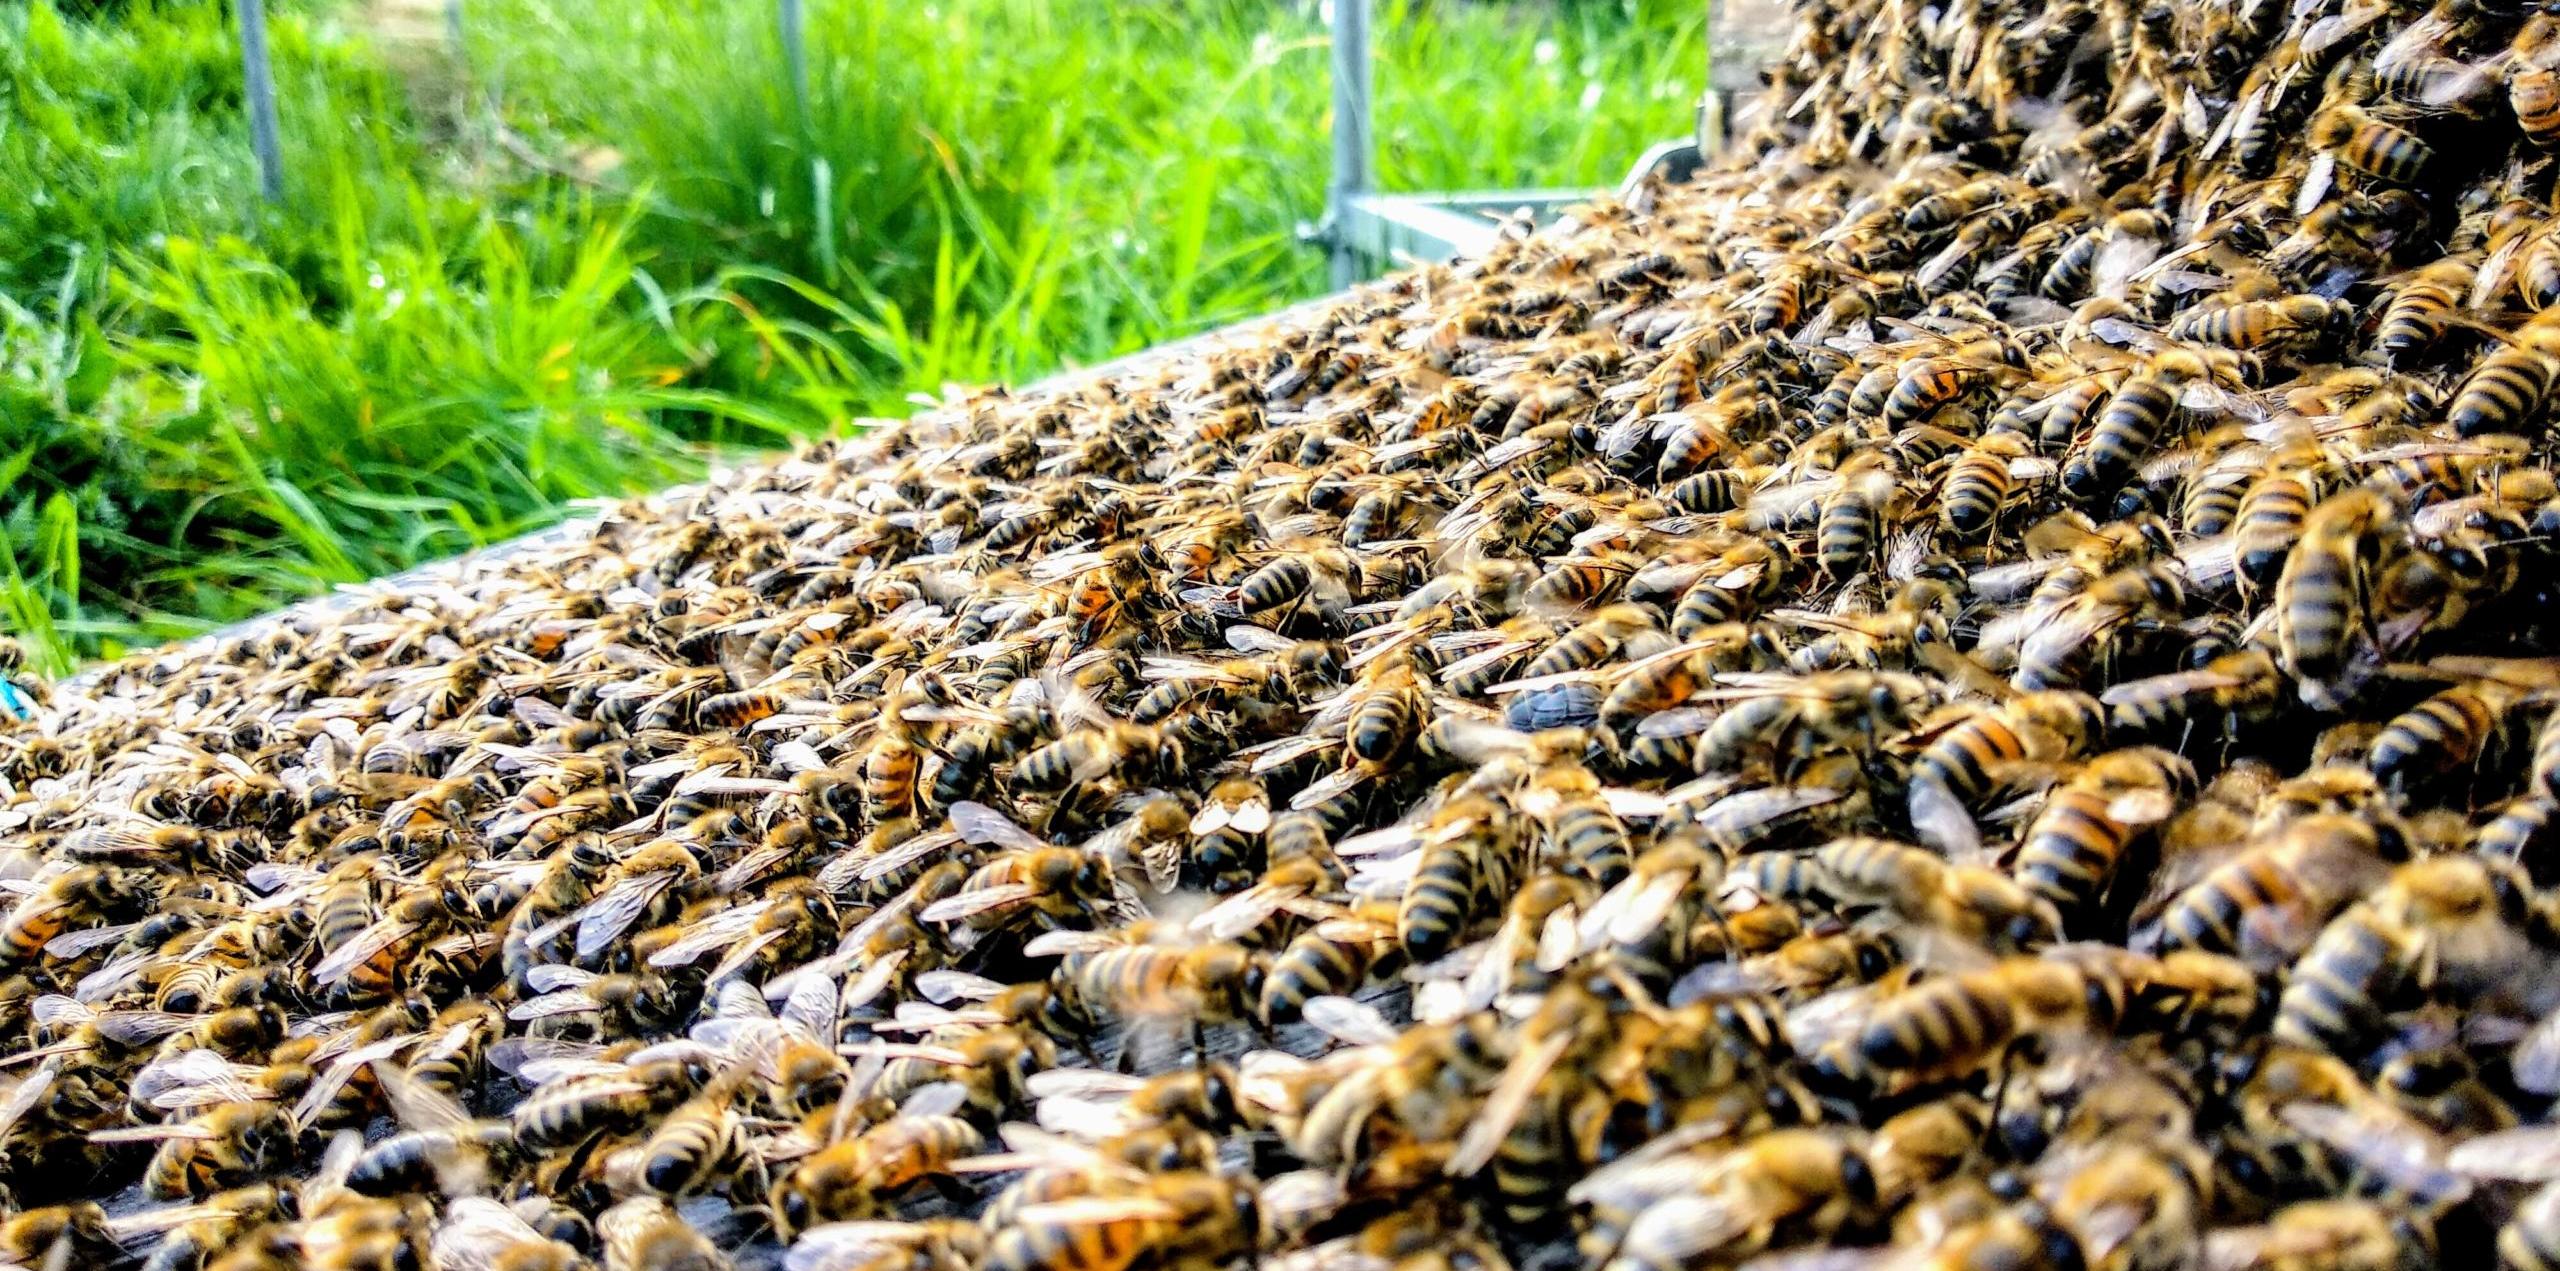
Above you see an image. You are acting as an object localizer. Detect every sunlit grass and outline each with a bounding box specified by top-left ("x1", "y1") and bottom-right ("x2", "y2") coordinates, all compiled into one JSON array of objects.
[{"x1": 1, "y1": 0, "x2": 1704, "y2": 669}]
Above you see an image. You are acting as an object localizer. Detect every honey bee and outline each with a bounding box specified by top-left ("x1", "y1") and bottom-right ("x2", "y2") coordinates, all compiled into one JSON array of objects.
[
  {"x1": 982, "y1": 1169, "x2": 1260, "y2": 1271},
  {"x1": 2062, "y1": 349, "x2": 2226, "y2": 503},
  {"x1": 1654, "y1": 670, "x2": 1931, "y2": 784},
  {"x1": 89, "y1": 1100, "x2": 294, "y2": 1200},
  {"x1": 2140, "y1": 813, "x2": 2395, "y2": 971},
  {"x1": 921, "y1": 833, "x2": 1120, "y2": 933},
  {"x1": 1817, "y1": 835, "x2": 2064, "y2": 953},
  {"x1": 1939, "y1": 432, "x2": 2035, "y2": 538},
  {"x1": 2041, "y1": 1138, "x2": 2214, "y2": 1271},
  {"x1": 1016, "y1": 723, "x2": 1188, "y2": 793},
  {"x1": 2011, "y1": 747, "x2": 2195, "y2": 927},
  {"x1": 1581, "y1": 1128, "x2": 1875, "y2": 1271},
  {"x1": 775, "y1": 1219, "x2": 987, "y2": 1271},
  {"x1": 345, "y1": 1063, "x2": 515, "y2": 1199},
  {"x1": 597, "y1": 1195, "x2": 729, "y2": 1271},
  {"x1": 2275, "y1": 853, "x2": 2544, "y2": 1059},
  {"x1": 2277, "y1": 488, "x2": 2402, "y2": 707},
  {"x1": 2368, "y1": 677, "x2": 2531, "y2": 794},
  {"x1": 1259, "y1": 903, "x2": 1398, "y2": 1026},
  {"x1": 2202, "y1": 1198, "x2": 2436, "y2": 1271},
  {"x1": 1052, "y1": 932, "x2": 1269, "y2": 1051},
  {"x1": 2376, "y1": 256, "x2": 2475, "y2": 367},
  {"x1": 773, "y1": 1114, "x2": 984, "y2": 1233},
  {"x1": 1849, "y1": 947, "x2": 2148, "y2": 1081},
  {"x1": 0, "y1": 1201, "x2": 121, "y2": 1268},
  {"x1": 2309, "y1": 105, "x2": 2436, "y2": 185},
  {"x1": 0, "y1": 864, "x2": 141, "y2": 970},
  {"x1": 1905, "y1": 689, "x2": 2106, "y2": 857}
]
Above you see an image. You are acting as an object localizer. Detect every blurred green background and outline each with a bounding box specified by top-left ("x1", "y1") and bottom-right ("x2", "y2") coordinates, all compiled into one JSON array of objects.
[{"x1": 0, "y1": 0, "x2": 1704, "y2": 672}]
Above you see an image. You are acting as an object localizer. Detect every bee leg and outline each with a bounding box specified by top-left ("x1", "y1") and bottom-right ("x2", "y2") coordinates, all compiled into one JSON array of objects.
[
  {"x1": 1696, "y1": 902, "x2": 1742, "y2": 962},
  {"x1": 928, "y1": 1172, "x2": 977, "y2": 1205},
  {"x1": 1191, "y1": 1019, "x2": 1213, "y2": 1063},
  {"x1": 1977, "y1": 1036, "x2": 2035, "y2": 1163}
]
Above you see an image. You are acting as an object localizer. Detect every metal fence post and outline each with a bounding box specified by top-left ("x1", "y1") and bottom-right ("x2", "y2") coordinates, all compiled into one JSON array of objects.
[
  {"x1": 780, "y1": 0, "x2": 810, "y2": 124},
  {"x1": 1699, "y1": 0, "x2": 1720, "y2": 154},
  {"x1": 236, "y1": 0, "x2": 285, "y2": 203},
  {"x1": 1326, "y1": 0, "x2": 1373, "y2": 291}
]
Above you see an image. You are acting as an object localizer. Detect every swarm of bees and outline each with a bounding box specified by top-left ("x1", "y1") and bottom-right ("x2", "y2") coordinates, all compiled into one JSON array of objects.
[{"x1": 30, "y1": 0, "x2": 2560, "y2": 1266}]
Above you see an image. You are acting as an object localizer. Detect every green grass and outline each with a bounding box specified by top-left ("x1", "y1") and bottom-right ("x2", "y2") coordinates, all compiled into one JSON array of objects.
[{"x1": 0, "y1": 0, "x2": 1704, "y2": 670}]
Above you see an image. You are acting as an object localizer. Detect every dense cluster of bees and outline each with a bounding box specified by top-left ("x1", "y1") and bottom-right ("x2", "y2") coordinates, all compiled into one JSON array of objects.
[{"x1": 28, "y1": 0, "x2": 2560, "y2": 1267}]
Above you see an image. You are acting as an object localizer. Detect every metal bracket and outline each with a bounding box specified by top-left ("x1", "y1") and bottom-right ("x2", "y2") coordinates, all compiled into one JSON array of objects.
[{"x1": 1310, "y1": 0, "x2": 1736, "y2": 282}]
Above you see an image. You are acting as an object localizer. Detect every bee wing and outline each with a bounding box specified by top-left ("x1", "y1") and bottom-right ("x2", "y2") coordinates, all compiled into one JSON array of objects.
[
  {"x1": 1230, "y1": 795, "x2": 1272, "y2": 835},
  {"x1": 1447, "y1": 1029, "x2": 1575, "y2": 1177},
  {"x1": 2512, "y1": 1008, "x2": 2560, "y2": 1096},
  {"x1": 525, "y1": 964, "x2": 598, "y2": 994},
  {"x1": 1290, "y1": 767, "x2": 1372, "y2": 812},
  {"x1": 951, "y1": 801, "x2": 1048, "y2": 852},
  {"x1": 1038, "y1": 1091, "x2": 1136, "y2": 1140},
  {"x1": 851, "y1": 830, "x2": 964, "y2": 885},
  {"x1": 1603, "y1": 788, "x2": 1670, "y2": 820},
  {"x1": 1536, "y1": 905, "x2": 1584, "y2": 974},
  {"x1": 920, "y1": 884, "x2": 1037, "y2": 924},
  {"x1": 508, "y1": 989, "x2": 606, "y2": 1022},
  {"x1": 73, "y1": 948, "x2": 157, "y2": 1004},
  {"x1": 900, "y1": 970, "x2": 1006, "y2": 1013},
  {"x1": 2015, "y1": 598, "x2": 2132, "y2": 676},
  {"x1": 1636, "y1": 706, "x2": 1721, "y2": 738},
  {"x1": 1907, "y1": 777, "x2": 1984, "y2": 860},
  {"x1": 137, "y1": 1049, "x2": 272, "y2": 1112},
  {"x1": 2448, "y1": 1123, "x2": 2560, "y2": 1180},
  {"x1": 94, "y1": 1009, "x2": 198, "y2": 1047},
  {"x1": 675, "y1": 772, "x2": 797, "y2": 800},
  {"x1": 58, "y1": 826, "x2": 178, "y2": 858},
  {"x1": 647, "y1": 901, "x2": 775, "y2": 968},
  {"x1": 1191, "y1": 884, "x2": 1307, "y2": 942},
  {"x1": 871, "y1": 1003, "x2": 1000, "y2": 1034},
  {"x1": 2104, "y1": 789, "x2": 2177, "y2": 825},
  {"x1": 0, "y1": 1058, "x2": 58, "y2": 1141},
  {"x1": 840, "y1": 947, "x2": 910, "y2": 1011},
  {"x1": 310, "y1": 918, "x2": 422, "y2": 988},
  {"x1": 367, "y1": 1054, "x2": 476, "y2": 1135},
  {"x1": 716, "y1": 843, "x2": 800, "y2": 894},
  {"x1": 1744, "y1": 477, "x2": 1837, "y2": 529},
  {"x1": 1021, "y1": 928, "x2": 1123, "y2": 957},
  {"x1": 245, "y1": 862, "x2": 324, "y2": 897},
  {"x1": 1014, "y1": 1196, "x2": 1182, "y2": 1227},
  {"x1": 2176, "y1": 535, "x2": 2237, "y2": 594},
  {"x1": 486, "y1": 1036, "x2": 601, "y2": 1082},
  {"x1": 432, "y1": 1197, "x2": 557, "y2": 1271},
  {"x1": 705, "y1": 926, "x2": 794, "y2": 986},
  {"x1": 1250, "y1": 734, "x2": 1342, "y2": 775},
  {"x1": 1137, "y1": 835, "x2": 1185, "y2": 890},
  {"x1": 2278, "y1": 1102, "x2": 2468, "y2": 1202},
  {"x1": 2199, "y1": 89, "x2": 2247, "y2": 161},
  {"x1": 1225, "y1": 624, "x2": 1296, "y2": 654},
  {"x1": 44, "y1": 921, "x2": 139, "y2": 959},
  {"x1": 91, "y1": 1122, "x2": 218, "y2": 1145},
  {"x1": 2203, "y1": 1221, "x2": 2383, "y2": 1271},
  {"x1": 1302, "y1": 995, "x2": 1403, "y2": 1047},
  {"x1": 1609, "y1": 869, "x2": 1697, "y2": 946},
  {"x1": 1190, "y1": 800, "x2": 1234, "y2": 836},
  {"x1": 1026, "y1": 551, "x2": 1110, "y2": 584},
  {"x1": 1024, "y1": 1070, "x2": 1145, "y2": 1108},
  {"x1": 295, "y1": 1033, "x2": 427, "y2": 1130},
  {"x1": 572, "y1": 871, "x2": 680, "y2": 962},
  {"x1": 1139, "y1": 655, "x2": 1252, "y2": 685}
]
